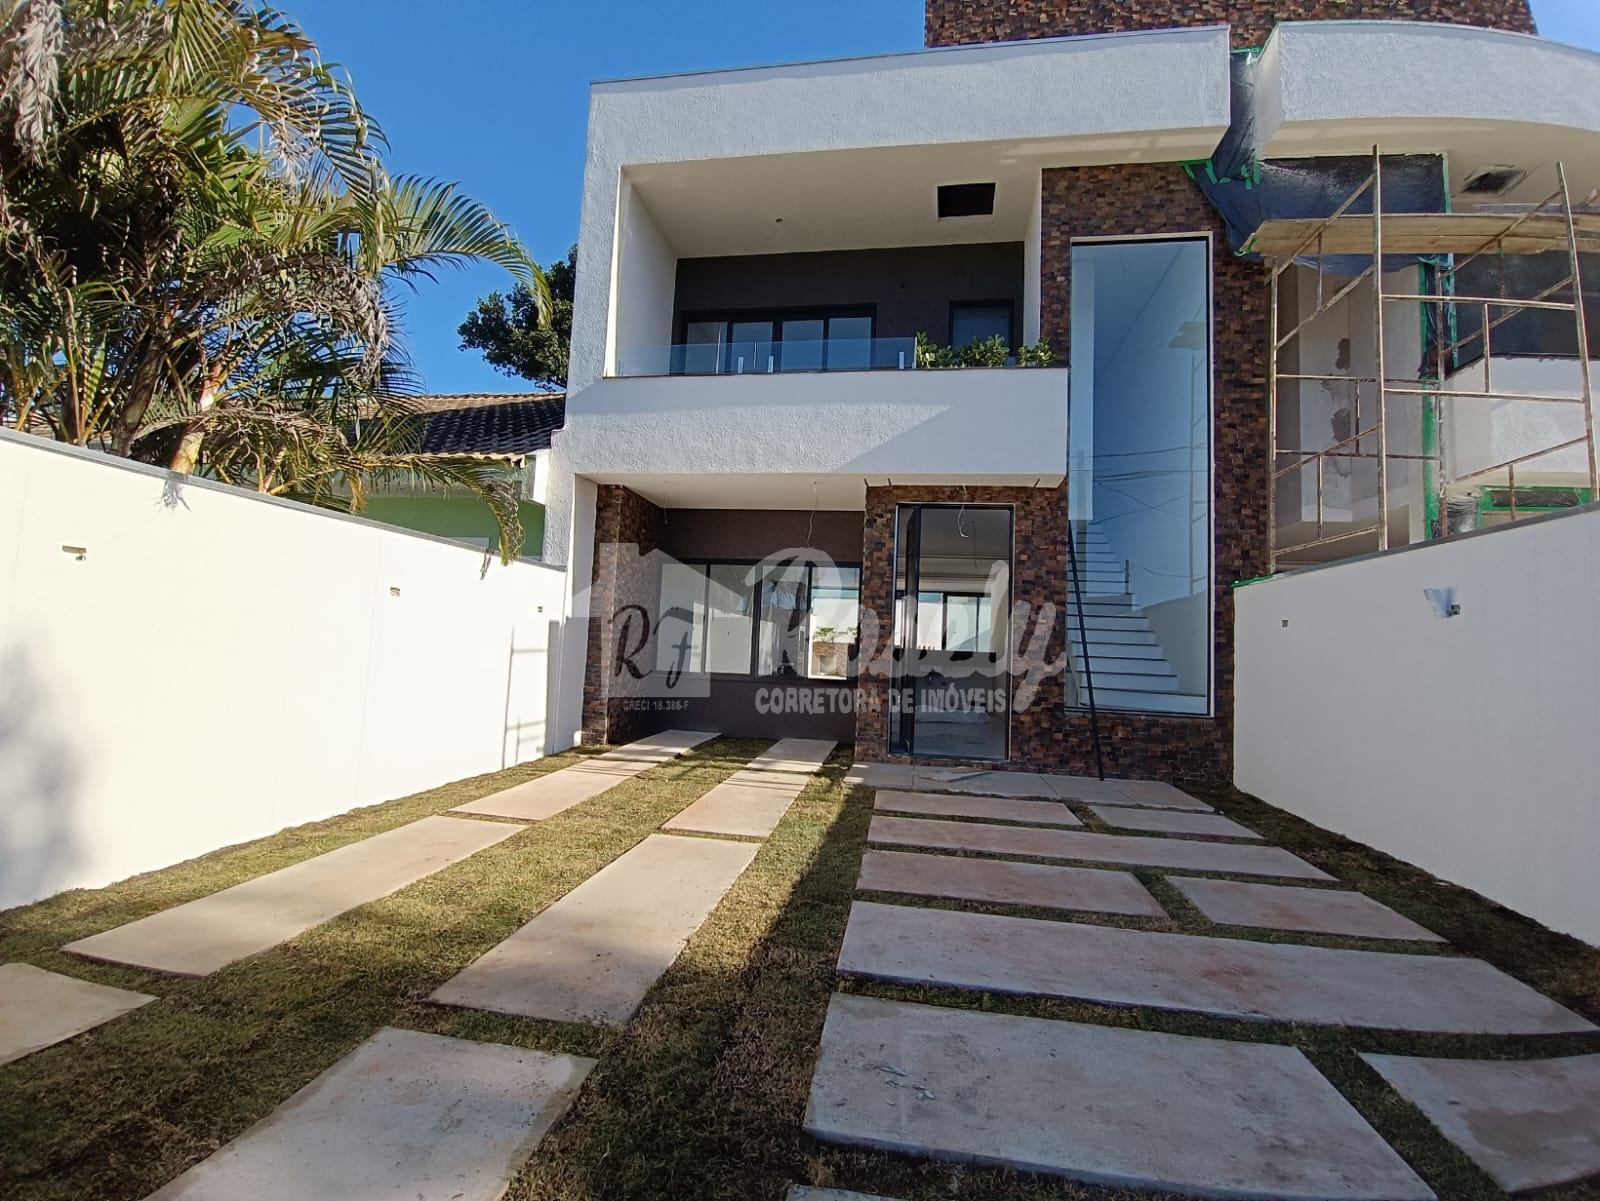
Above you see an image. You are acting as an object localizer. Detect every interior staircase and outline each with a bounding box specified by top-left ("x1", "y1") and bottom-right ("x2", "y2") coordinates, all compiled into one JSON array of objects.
[{"x1": 1066, "y1": 522, "x2": 1200, "y2": 713}]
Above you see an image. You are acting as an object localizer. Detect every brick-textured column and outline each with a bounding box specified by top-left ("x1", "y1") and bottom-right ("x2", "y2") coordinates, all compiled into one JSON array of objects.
[
  {"x1": 854, "y1": 483, "x2": 1070, "y2": 766},
  {"x1": 925, "y1": 0, "x2": 1534, "y2": 48},
  {"x1": 582, "y1": 484, "x2": 664, "y2": 745}
]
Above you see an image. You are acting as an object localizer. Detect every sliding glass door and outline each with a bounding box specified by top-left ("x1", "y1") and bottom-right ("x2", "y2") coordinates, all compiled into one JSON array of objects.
[{"x1": 1068, "y1": 238, "x2": 1212, "y2": 715}]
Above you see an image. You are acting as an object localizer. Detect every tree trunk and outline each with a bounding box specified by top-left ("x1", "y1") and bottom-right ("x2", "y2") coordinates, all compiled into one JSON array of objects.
[{"x1": 168, "y1": 371, "x2": 223, "y2": 474}]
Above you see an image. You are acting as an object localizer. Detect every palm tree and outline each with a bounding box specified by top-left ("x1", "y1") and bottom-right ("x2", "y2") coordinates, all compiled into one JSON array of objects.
[{"x1": 0, "y1": 0, "x2": 549, "y2": 558}]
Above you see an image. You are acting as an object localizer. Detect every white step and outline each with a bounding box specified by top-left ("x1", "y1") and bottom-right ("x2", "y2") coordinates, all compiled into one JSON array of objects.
[
  {"x1": 1073, "y1": 625, "x2": 1158, "y2": 645},
  {"x1": 1083, "y1": 688, "x2": 1209, "y2": 714},
  {"x1": 1080, "y1": 657, "x2": 1176, "y2": 677},
  {"x1": 1068, "y1": 602, "x2": 1136, "y2": 618},
  {"x1": 1078, "y1": 670, "x2": 1181, "y2": 691},
  {"x1": 1071, "y1": 615, "x2": 1155, "y2": 634},
  {"x1": 1070, "y1": 641, "x2": 1167, "y2": 660}
]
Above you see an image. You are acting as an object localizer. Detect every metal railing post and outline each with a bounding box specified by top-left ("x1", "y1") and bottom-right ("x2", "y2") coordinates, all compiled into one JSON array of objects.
[
  {"x1": 1372, "y1": 146, "x2": 1390, "y2": 552},
  {"x1": 1556, "y1": 162, "x2": 1597, "y2": 496}
]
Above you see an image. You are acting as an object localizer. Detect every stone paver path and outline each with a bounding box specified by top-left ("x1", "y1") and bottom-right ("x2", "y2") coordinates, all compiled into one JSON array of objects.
[
  {"x1": 144, "y1": 1028, "x2": 593, "y2": 1201},
  {"x1": 663, "y1": 769, "x2": 809, "y2": 839},
  {"x1": 664, "y1": 738, "x2": 835, "y2": 838},
  {"x1": 857, "y1": 849, "x2": 1163, "y2": 917},
  {"x1": 746, "y1": 738, "x2": 837, "y2": 774},
  {"x1": 452, "y1": 730, "x2": 717, "y2": 821},
  {"x1": 807, "y1": 769, "x2": 1600, "y2": 1197},
  {"x1": 872, "y1": 790, "x2": 1080, "y2": 826},
  {"x1": 1173, "y1": 877, "x2": 1444, "y2": 942},
  {"x1": 1362, "y1": 1052, "x2": 1600, "y2": 1192},
  {"x1": 65, "y1": 816, "x2": 520, "y2": 976},
  {"x1": 837, "y1": 901, "x2": 1593, "y2": 1034},
  {"x1": 848, "y1": 764, "x2": 1214, "y2": 811},
  {"x1": 431, "y1": 834, "x2": 758, "y2": 1025},
  {"x1": 868, "y1": 814, "x2": 1329, "y2": 879},
  {"x1": 805, "y1": 994, "x2": 1433, "y2": 1201},
  {"x1": 788, "y1": 1189, "x2": 900, "y2": 1201},
  {"x1": 0, "y1": 963, "x2": 156, "y2": 1066},
  {"x1": 1085, "y1": 803, "x2": 1260, "y2": 840}
]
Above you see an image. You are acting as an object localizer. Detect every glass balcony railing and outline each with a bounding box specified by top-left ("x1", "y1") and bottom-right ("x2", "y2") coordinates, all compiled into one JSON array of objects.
[{"x1": 613, "y1": 336, "x2": 917, "y2": 379}]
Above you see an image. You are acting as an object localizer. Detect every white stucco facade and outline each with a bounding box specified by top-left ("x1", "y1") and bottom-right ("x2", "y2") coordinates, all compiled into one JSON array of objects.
[
  {"x1": 1256, "y1": 22, "x2": 1600, "y2": 198},
  {"x1": 572, "y1": 25, "x2": 1233, "y2": 393}
]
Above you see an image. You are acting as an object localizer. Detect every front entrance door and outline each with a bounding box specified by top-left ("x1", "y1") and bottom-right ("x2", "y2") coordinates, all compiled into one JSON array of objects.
[{"x1": 888, "y1": 504, "x2": 1012, "y2": 760}]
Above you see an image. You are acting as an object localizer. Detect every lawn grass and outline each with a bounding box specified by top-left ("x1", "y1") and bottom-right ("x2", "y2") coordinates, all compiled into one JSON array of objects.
[{"x1": 3, "y1": 750, "x2": 1598, "y2": 1201}]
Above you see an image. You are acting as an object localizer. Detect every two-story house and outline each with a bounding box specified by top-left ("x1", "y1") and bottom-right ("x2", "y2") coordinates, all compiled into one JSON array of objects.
[{"x1": 541, "y1": 0, "x2": 1600, "y2": 781}]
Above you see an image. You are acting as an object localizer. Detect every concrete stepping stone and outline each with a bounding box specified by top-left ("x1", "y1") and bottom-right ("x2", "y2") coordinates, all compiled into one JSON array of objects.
[
  {"x1": 788, "y1": 1189, "x2": 901, "y2": 1201},
  {"x1": 1173, "y1": 877, "x2": 1444, "y2": 942},
  {"x1": 143, "y1": 1027, "x2": 594, "y2": 1201},
  {"x1": 0, "y1": 963, "x2": 156, "y2": 1066},
  {"x1": 747, "y1": 738, "x2": 836, "y2": 774},
  {"x1": 837, "y1": 902, "x2": 1594, "y2": 1034},
  {"x1": 663, "y1": 768, "x2": 808, "y2": 839},
  {"x1": 1362, "y1": 1052, "x2": 1600, "y2": 1193},
  {"x1": 1041, "y1": 774, "x2": 1214, "y2": 811},
  {"x1": 453, "y1": 730, "x2": 717, "y2": 821},
  {"x1": 873, "y1": 789, "x2": 1081, "y2": 827},
  {"x1": 804, "y1": 993, "x2": 1434, "y2": 1201},
  {"x1": 857, "y1": 850, "x2": 1163, "y2": 917},
  {"x1": 65, "y1": 816, "x2": 519, "y2": 977},
  {"x1": 846, "y1": 763, "x2": 1213, "y2": 811},
  {"x1": 868, "y1": 815, "x2": 1330, "y2": 880},
  {"x1": 1085, "y1": 803, "x2": 1260, "y2": 839},
  {"x1": 430, "y1": 834, "x2": 758, "y2": 1025}
]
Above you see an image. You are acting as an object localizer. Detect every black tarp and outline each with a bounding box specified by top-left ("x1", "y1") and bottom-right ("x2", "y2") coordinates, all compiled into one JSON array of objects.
[{"x1": 1190, "y1": 51, "x2": 1448, "y2": 272}]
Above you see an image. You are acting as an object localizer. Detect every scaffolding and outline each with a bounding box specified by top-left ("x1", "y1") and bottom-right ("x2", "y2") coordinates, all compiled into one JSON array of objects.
[{"x1": 1251, "y1": 147, "x2": 1600, "y2": 572}]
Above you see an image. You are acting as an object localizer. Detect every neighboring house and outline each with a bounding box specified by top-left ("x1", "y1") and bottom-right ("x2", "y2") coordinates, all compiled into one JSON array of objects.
[
  {"x1": 366, "y1": 392, "x2": 565, "y2": 559},
  {"x1": 541, "y1": 0, "x2": 1600, "y2": 777}
]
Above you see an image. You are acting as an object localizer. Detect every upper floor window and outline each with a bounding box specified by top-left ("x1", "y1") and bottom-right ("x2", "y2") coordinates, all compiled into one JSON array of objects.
[
  {"x1": 678, "y1": 309, "x2": 874, "y2": 374},
  {"x1": 950, "y1": 301, "x2": 1013, "y2": 350}
]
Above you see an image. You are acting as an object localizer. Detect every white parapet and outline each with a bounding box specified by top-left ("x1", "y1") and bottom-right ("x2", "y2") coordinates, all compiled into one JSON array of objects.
[{"x1": 559, "y1": 366, "x2": 1069, "y2": 498}]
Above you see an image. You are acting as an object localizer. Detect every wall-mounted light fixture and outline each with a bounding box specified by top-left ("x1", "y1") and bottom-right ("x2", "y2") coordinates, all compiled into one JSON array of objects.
[
  {"x1": 61, "y1": 544, "x2": 86, "y2": 561},
  {"x1": 389, "y1": 586, "x2": 401, "y2": 597},
  {"x1": 1422, "y1": 588, "x2": 1460, "y2": 618}
]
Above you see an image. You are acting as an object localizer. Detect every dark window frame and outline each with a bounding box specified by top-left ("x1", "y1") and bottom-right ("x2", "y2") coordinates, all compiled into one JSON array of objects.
[
  {"x1": 675, "y1": 305, "x2": 876, "y2": 374},
  {"x1": 655, "y1": 558, "x2": 863, "y2": 682},
  {"x1": 948, "y1": 299, "x2": 1016, "y2": 351}
]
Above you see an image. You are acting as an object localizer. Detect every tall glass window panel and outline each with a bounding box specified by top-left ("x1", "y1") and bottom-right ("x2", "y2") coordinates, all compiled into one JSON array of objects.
[
  {"x1": 827, "y1": 315, "x2": 872, "y2": 370},
  {"x1": 704, "y1": 564, "x2": 754, "y2": 674},
  {"x1": 729, "y1": 320, "x2": 774, "y2": 374},
  {"x1": 757, "y1": 564, "x2": 809, "y2": 677},
  {"x1": 943, "y1": 595, "x2": 993, "y2": 654},
  {"x1": 1069, "y1": 239, "x2": 1211, "y2": 715},
  {"x1": 655, "y1": 563, "x2": 706, "y2": 673},
  {"x1": 808, "y1": 566, "x2": 860, "y2": 679},
  {"x1": 915, "y1": 593, "x2": 943, "y2": 650},
  {"x1": 682, "y1": 321, "x2": 724, "y2": 376},
  {"x1": 780, "y1": 318, "x2": 825, "y2": 371}
]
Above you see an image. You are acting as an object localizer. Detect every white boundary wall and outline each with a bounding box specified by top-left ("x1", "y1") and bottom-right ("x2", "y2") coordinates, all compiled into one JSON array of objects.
[
  {"x1": 1235, "y1": 506, "x2": 1600, "y2": 946},
  {"x1": 0, "y1": 430, "x2": 570, "y2": 910}
]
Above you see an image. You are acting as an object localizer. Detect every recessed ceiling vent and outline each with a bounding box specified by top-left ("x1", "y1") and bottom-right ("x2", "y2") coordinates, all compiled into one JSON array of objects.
[
  {"x1": 1462, "y1": 165, "x2": 1528, "y2": 196},
  {"x1": 937, "y1": 182, "x2": 996, "y2": 219}
]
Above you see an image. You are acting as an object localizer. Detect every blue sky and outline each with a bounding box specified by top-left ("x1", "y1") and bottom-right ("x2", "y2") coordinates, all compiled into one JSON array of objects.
[{"x1": 293, "y1": 0, "x2": 1599, "y2": 395}]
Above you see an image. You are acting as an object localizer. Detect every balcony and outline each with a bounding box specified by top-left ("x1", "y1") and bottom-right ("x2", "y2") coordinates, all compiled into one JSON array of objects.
[{"x1": 557, "y1": 361, "x2": 1069, "y2": 507}]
